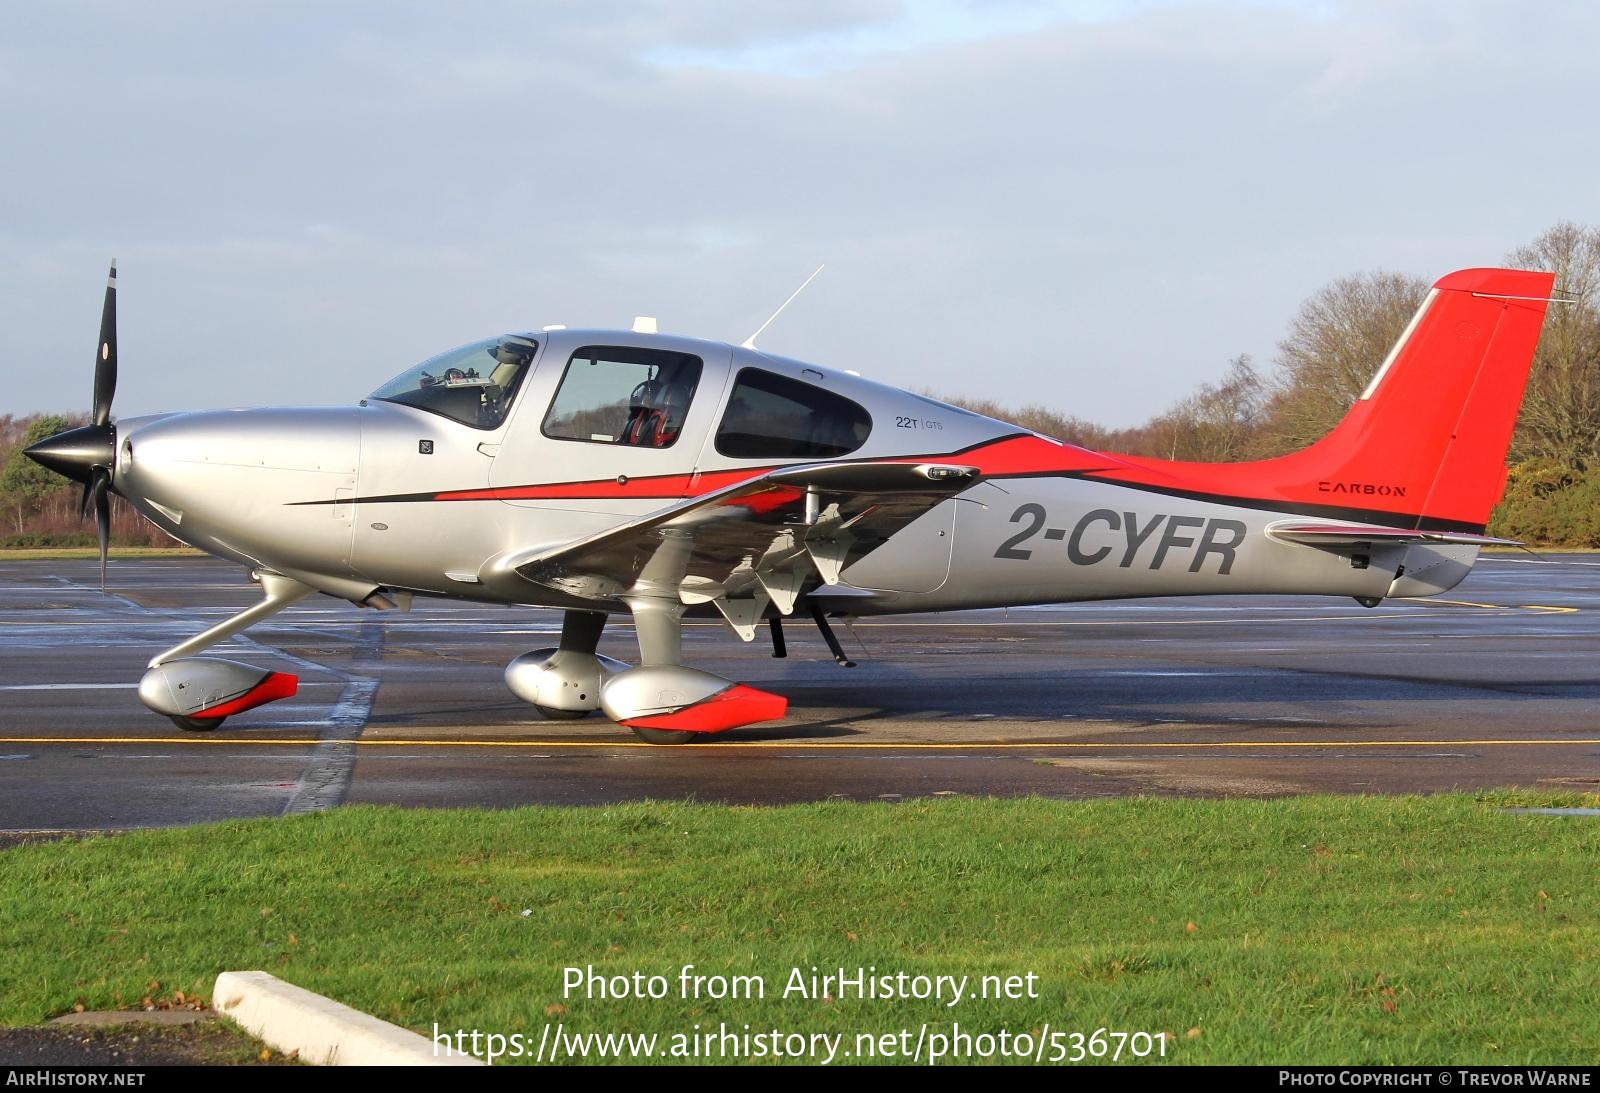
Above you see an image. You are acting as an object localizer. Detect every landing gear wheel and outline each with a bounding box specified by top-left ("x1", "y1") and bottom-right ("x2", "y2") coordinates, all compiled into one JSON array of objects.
[
  {"x1": 535, "y1": 705, "x2": 592, "y2": 721},
  {"x1": 631, "y1": 727, "x2": 699, "y2": 745},
  {"x1": 169, "y1": 714, "x2": 225, "y2": 732}
]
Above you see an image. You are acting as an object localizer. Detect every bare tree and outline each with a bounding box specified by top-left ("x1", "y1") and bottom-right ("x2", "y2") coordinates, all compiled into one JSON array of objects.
[
  {"x1": 1148, "y1": 354, "x2": 1267, "y2": 461},
  {"x1": 916, "y1": 391, "x2": 1157, "y2": 452},
  {"x1": 1506, "y1": 221, "x2": 1600, "y2": 470},
  {"x1": 1260, "y1": 271, "x2": 1429, "y2": 454}
]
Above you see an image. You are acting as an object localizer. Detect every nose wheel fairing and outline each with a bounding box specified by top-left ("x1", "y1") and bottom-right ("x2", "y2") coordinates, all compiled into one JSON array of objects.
[
  {"x1": 137, "y1": 658, "x2": 299, "y2": 730},
  {"x1": 133, "y1": 572, "x2": 316, "y2": 729}
]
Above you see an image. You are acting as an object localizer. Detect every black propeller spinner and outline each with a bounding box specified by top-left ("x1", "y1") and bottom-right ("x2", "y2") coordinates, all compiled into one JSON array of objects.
[{"x1": 23, "y1": 261, "x2": 119, "y2": 590}]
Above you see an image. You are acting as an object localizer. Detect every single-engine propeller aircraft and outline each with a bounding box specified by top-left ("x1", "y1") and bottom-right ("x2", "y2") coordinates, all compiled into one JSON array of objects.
[{"x1": 25, "y1": 263, "x2": 1555, "y2": 742}]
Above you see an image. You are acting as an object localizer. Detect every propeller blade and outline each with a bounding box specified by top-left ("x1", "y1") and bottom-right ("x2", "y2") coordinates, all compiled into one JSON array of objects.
[
  {"x1": 92, "y1": 260, "x2": 117, "y2": 428},
  {"x1": 91, "y1": 469, "x2": 110, "y2": 593}
]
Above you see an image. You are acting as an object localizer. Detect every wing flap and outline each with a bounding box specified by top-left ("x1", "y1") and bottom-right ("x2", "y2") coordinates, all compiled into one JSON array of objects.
[{"x1": 499, "y1": 461, "x2": 981, "y2": 610}]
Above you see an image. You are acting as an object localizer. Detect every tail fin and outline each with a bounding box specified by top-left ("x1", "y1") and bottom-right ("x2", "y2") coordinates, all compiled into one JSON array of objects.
[{"x1": 1103, "y1": 267, "x2": 1555, "y2": 532}]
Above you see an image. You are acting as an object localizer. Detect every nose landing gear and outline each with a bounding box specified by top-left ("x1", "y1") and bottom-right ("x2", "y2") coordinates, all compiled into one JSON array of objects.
[{"x1": 136, "y1": 572, "x2": 313, "y2": 730}]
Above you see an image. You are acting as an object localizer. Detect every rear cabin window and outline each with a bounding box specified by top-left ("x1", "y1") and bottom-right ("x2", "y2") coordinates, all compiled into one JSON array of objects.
[
  {"x1": 543, "y1": 346, "x2": 702, "y2": 448},
  {"x1": 715, "y1": 368, "x2": 872, "y2": 459}
]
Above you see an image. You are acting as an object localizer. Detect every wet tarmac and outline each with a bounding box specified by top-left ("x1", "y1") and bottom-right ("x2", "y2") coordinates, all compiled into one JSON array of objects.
[{"x1": 3, "y1": 554, "x2": 1600, "y2": 831}]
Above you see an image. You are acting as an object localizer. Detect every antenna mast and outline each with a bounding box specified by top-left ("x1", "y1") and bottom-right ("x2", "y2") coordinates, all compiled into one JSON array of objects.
[{"x1": 741, "y1": 265, "x2": 824, "y2": 349}]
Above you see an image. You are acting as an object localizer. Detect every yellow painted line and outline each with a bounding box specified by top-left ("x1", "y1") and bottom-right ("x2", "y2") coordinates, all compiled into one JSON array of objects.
[
  {"x1": 4, "y1": 736, "x2": 1600, "y2": 751},
  {"x1": 1423, "y1": 599, "x2": 1578, "y2": 614}
]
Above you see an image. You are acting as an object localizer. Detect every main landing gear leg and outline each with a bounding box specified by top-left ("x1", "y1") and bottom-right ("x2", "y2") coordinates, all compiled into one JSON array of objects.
[
  {"x1": 137, "y1": 572, "x2": 313, "y2": 731},
  {"x1": 599, "y1": 532, "x2": 788, "y2": 744}
]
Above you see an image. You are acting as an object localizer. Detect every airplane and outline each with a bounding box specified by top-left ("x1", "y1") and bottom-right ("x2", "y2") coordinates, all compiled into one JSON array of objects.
[{"x1": 24, "y1": 263, "x2": 1555, "y2": 743}]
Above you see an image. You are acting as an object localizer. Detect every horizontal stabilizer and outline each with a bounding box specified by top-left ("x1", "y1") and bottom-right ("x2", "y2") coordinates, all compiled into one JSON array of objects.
[{"x1": 1267, "y1": 522, "x2": 1519, "y2": 547}]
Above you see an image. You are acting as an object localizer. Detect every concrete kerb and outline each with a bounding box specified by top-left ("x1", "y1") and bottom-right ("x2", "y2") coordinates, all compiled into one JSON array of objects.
[{"x1": 213, "y1": 970, "x2": 485, "y2": 1066}]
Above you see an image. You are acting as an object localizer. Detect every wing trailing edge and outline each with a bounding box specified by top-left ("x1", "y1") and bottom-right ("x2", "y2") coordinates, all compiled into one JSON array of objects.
[{"x1": 477, "y1": 461, "x2": 981, "y2": 632}]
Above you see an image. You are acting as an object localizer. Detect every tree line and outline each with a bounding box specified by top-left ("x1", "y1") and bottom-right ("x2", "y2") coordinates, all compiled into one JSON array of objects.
[
  {"x1": 938, "y1": 221, "x2": 1600, "y2": 546},
  {"x1": 0, "y1": 415, "x2": 173, "y2": 547},
  {"x1": 2, "y1": 220, "x2": 1596, "y2": 548}
]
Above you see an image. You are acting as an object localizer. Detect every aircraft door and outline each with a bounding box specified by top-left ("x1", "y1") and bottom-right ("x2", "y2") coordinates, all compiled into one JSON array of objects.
[
  {"x1": 352, "y1": 333, "x2": 547, "y2": 589},
  {"x1": 487, "y1": 336, "x2": 733, "y2": 515}
]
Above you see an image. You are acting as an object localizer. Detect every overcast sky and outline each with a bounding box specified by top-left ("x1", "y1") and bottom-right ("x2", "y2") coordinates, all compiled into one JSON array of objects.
[{"x1": 2, "y1": 1, "x2": 1596, "y2": 428}]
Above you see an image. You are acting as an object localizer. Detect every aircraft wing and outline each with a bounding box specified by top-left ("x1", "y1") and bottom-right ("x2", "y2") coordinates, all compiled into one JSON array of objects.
[
  {"x1": 504, "y1": 461, "x2": 980, "y2": 637},
  {"x1": 1266, "y1": 522, "x2": 1519, "y2": 547}
]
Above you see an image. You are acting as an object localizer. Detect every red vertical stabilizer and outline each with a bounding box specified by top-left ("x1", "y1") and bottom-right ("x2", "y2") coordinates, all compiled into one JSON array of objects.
[{"x1": 1097, "y1": 267, "x2": 1555, "y2": 532}]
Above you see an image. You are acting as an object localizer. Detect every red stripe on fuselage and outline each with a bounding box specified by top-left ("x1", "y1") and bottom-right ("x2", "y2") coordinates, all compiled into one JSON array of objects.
[
  {"x1": 953, "y1": 434, "x2": 1123, "y2": 478},
  {"x1": 315, "y1": 433, "x2": 1443, "y2": 529},
  {"x1": 426, "y1": 435, "x2": 1112, "y2": 504},
  {"x1": 432, "y1": 466, "x2": 782, "y2": 502}
]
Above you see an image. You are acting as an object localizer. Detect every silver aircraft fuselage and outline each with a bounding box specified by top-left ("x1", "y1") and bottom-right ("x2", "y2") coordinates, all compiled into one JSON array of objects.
[{"x1": 110, "y1": 328, "x2": 1461, "y2": 622}]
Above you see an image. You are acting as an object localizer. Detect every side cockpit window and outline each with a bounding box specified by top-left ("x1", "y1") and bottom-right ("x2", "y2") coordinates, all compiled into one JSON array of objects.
[
  {"x1": 715, "y1": 368, "x2": 871, "y2": 459},
  {"x1": 543, "y1": 346, "x2": 702, "y2": 448},
  {"x1": 371, "y1": 336, "x2": 536, "y2": 430}
]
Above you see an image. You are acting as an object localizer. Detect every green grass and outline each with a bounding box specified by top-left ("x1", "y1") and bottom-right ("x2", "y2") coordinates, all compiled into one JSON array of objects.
[{"x1": 3, "y1": 794, "x2": 1598, "y2": 1065}]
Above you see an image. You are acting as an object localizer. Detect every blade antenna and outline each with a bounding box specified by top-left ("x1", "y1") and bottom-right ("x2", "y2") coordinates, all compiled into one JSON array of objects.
[{"x1": 740, "y1": 264, "x2": 824, "y2": 350}]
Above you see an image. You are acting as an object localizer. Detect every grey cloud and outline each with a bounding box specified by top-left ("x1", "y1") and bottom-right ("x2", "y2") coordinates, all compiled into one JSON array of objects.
[{"x1": 2, "y1": 1, "x2": 1597, "y2": 428}]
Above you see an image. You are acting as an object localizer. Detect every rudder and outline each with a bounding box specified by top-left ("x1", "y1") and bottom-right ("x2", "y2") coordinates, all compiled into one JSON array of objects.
[
  {"x1": 1098, "y1": 267, "x2": 1555, "y2": 532},
  {"x1": 1286, "y1": 266, "x2": 1554, "y2": 530}
]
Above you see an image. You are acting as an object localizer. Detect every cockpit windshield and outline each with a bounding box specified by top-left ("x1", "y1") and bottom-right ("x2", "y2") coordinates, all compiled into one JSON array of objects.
[{"x1": 370, "y1": 335, "x2": 537, "y2": 430}]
